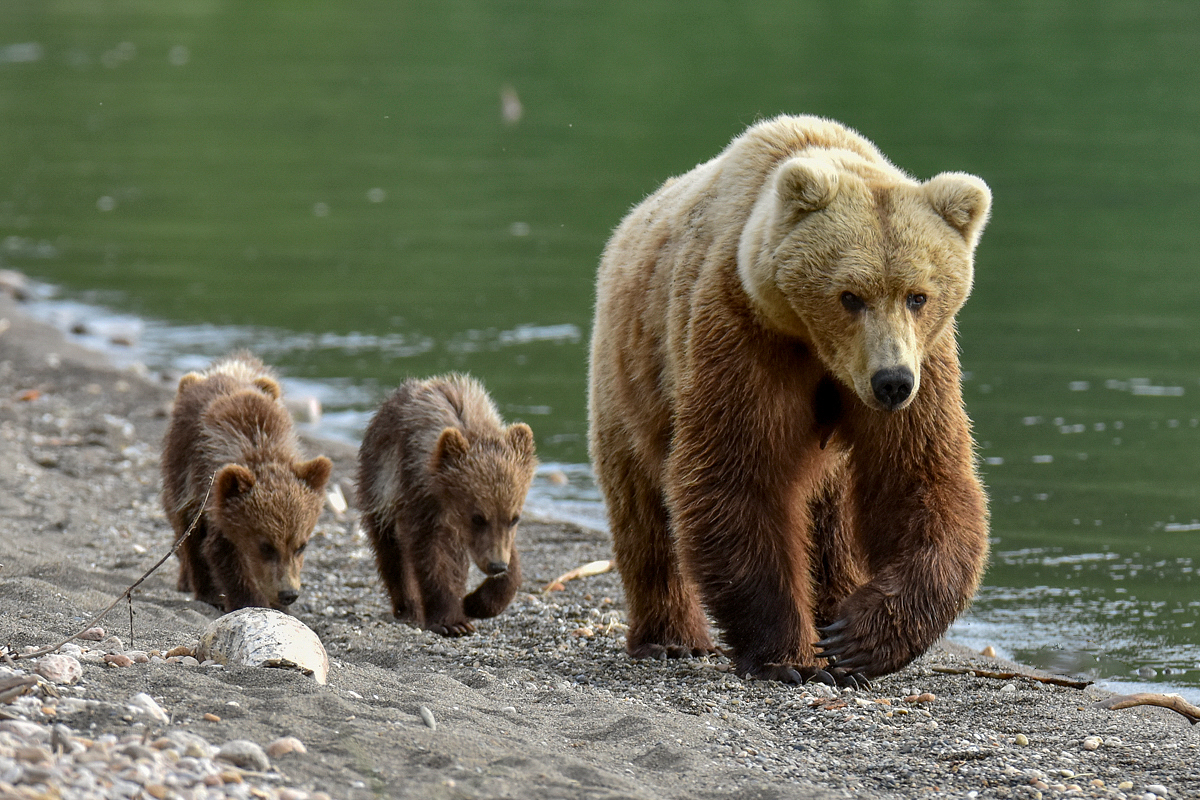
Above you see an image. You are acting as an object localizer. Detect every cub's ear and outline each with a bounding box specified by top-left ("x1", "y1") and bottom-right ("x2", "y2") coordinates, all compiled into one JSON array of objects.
[
  {"x1": 506, "y1": 422, "x2": 536, "y2": 462},
  {"x1": 775, "y1": 157, "x2": 840, "y2": 213},
  {"x1": 177, "y1": 372, "x2": 203, "y2": 392},
  {"x1": 253, "y1": 376, "x2": 282, "y2": 400},
  {"x1": 215, "y1": 464, "x2": 256, "y2": 503},
  {"x1": 925, "y1": 172, "x2": 992, "y2": 248},
  {"x1": 431, "y1": 427, "x2": 470, "y2": 471},
  {"x1": 295, "y1": 456, "x2": 332, "y2": 492}
]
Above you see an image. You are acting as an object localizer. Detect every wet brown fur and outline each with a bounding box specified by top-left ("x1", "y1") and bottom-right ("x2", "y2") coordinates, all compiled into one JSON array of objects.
[
  {"x1": 588, "y1": 116, "x2": 991, "y2": 681},
  {"x1": 161, "y1": 352, "x2": 332, "y2": 612},
  {"x1": 357, "y1": 374, "x2": 537, "y2": 637}
]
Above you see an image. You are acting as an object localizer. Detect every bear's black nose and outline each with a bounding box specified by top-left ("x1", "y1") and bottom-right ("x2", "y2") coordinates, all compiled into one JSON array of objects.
[
  {"x1": 486, "y1": 561, "x2": 509, "y2": 576},
  {"x1": 871, "y1": 367, "x2": 914, "y2": 410},
  {"x1": 277, "y1": 589, "x2": 300, "y2": 606}
]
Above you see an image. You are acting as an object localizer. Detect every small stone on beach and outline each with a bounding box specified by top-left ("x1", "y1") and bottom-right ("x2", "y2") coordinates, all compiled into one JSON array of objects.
[
  {"x1": 78, "y1": 627, "x2": 106, "y2": 641},
  {"x1": 419, "y1": 705, "x2": 437, "y2": 730},
  {"x1": 267, "y1": 736, "x2": 307, "y2": 758},
  {"x1": 216, "y1": 739, "x2": 270, "y2": 772},
  {"x1": 1082, "y1": 735, "x2": 1102, "y2": 751},
  {"x1": 34, "y1": 653, "x2": 82, "y2": 685}
]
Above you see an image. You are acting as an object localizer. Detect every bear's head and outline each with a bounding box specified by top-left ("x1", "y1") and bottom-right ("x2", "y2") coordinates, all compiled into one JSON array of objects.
[
  {"x1": 210, "y1": 457, "x2": 332, "y2": 610},
  {"x1": 430, "y1": 423, "x2": 537, "y2": 577},
  {"x1": 738, "y1": 150, "x2": 990, "y2": 411}
]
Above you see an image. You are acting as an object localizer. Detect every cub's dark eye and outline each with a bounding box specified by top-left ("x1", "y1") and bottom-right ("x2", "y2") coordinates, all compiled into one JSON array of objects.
[
  {"x1": 296, "y1": 541, "x2": 308, "y2": 555},
  {"x1": 907, "y1": 293, "x2": 927, "y2": 311},
  {"x1": 509, "y1": 514, "x2": 521, "y2": 528},
  {"x1": 259, "y1": 542, "x2": 279, "y2": 560},
  {"x1": 471, "y1": 514, "x2": 488, "y2": 529},
  {"x1": 840, "y1": 292, "x2": 866, "y2": 313}
]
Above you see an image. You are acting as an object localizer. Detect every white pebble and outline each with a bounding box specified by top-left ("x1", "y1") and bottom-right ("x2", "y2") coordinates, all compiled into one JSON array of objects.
[
  {"x1": 217, "y1": 739, "x2": 270, "y2": 772},
  {"x1": 1082, "y1": 735, "x2": 1102, "y2": 751},
  {"x1": 419, "y1": 705, "x2": 436, "y2": 730},
  {"x1": 128, "y1": 692, "x2": 170, "y2": 724},
  {"x1": 1146, "y1": 785, "x2": 1170, "y2": 798},
  {"x1": 34, "y1": 654, "x2": 82, "y2": 685},
  {"x1": 999, "y1": 683, "x2": 1017, "y2": 693},
  {"x1": 266, "y1": 736, "x2": 307, "y2": 758}
]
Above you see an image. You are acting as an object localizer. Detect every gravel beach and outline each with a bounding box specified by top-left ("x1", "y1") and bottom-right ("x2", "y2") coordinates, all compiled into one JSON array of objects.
[{"x1": 0, "y1": 284, "x2": 1197, "y2": 800}]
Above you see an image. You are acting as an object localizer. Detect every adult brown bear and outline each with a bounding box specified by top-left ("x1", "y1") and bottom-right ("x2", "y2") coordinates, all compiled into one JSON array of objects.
[{"x1": 588, "y1": 115, "x2": 991, "y2": 686}]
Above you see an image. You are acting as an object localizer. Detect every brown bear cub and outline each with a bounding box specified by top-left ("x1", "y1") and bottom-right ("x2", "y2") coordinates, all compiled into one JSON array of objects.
[
  {"x1": 357, "y1": 374, "x2": 537, "y2": 636},
  {"x1": 161, "y1": 353, "x2": 332, "y2": 612}
]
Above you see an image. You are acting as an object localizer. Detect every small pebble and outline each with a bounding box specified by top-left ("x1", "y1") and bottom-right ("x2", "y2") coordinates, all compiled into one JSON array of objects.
[
  {"x1": 104, "y1": 653, "x2": 134, "y2": 668},
  {"x1": 1000, "y1": 683, "x2": 1017, "y2": 693},
  {"x1": 1146, "y1": 785, "x2": 1169, "y2": 797},
  {"x1": 266, "y1": 736, "x2": 307, "y2": 758},
  {"x1": 166, "y1": 645, "x2": 193, "y2": 658},
  {"x1": 1082, "y1": 735, "x2": 1102, "y2": 751},
  {"x1": 204, "y1": 713, "x2": 222, "y2": 723},
  {"x1": 1118, "y1": 781, "x2": 1134, "y2": 790},
  {"x1": 903, "y1": 692, "x2": 937, "y2": 704},
  {"x1": 1015, "y1": 734, "x2": 1030, "y2": 746},
  {"x1": 34, "y1": 654, "x2": 83, "y2": 685},
  {"x1": 78, "y1": 627, "x2": 106, "y2": 641},
  {"x1": 419, "y1": 705, "x2": 437, "y2": 730},
  {"x1": 129, "y1": 692, "x2": 170, "y2": 724},
  {"x1": 216, "y1": 739, "x2": 270, "y2": 772},
  {"x1": 145, "y1": 785, "x2": 168, "y2": 800},
  {"x1": 980, "y1": 645, "x2": 997, "y2": 657},
  {"x1": 15, "y1": 745, "x2": 51, "y2": 763}
]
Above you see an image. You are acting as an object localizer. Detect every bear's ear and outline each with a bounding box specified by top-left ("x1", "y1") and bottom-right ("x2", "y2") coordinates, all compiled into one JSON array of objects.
[
  {"x1": 215, "y1": 463, "x2": 255, "y2": 503},
  {"x1": 506, "y1": 422, "x2": 536, "y2": 462},
  {"x1": 431, "y1": 427, "x2": 470, "y2": 472},
  {"x1": 775, "y1": 157, "x2": 840, "y2": 213},
  {"x1": 295, "y1": 456, "x2": 332, "y2": 492},
  {"x1": 253, "y1": 376, "x2": 282, "y2": 400},
  {"x1": 925, "y1": 172, "x2": 992, "y2": 248},
  {"x1": 177, "y1": 372, "x2": 203, "y2": 392}
]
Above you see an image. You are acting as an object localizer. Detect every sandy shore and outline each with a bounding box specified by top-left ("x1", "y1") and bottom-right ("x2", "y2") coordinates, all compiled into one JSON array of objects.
[{"x1": 0, "y1": 285, "x2": 1197, "y2": 800}]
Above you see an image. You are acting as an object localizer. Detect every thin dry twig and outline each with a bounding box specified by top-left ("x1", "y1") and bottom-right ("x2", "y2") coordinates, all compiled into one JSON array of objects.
[
  {"x1": 543, "y1": 559, "x2": 613, "y2": 592},
  {"x1": 9, "y1": 479, "x2": 212, "y2": 662},
  {"x1": 1095, "y1": 692, "x2": 1200, "y2": 725},
  {"x1": 930, "y1": 665, "x2": 1093, "y2": 690}
]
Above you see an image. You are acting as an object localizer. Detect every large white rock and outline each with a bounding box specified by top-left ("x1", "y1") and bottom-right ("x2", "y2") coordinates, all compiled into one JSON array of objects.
[{"x1": 196, "y1": 608, "x2": 328, "y2": 684}]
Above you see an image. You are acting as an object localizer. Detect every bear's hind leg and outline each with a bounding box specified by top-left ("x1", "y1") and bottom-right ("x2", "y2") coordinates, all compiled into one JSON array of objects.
[
  {"x1": 363, "y1": 512, "x2": 422, "y2": 624},
  {"x1": 600, "y1": 450, "x2": 714, "y2": 660}
]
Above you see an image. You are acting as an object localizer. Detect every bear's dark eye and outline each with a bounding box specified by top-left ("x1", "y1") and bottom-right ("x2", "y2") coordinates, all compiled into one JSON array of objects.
[
  {"x1": 907, "y1": 293, "x2": 927, "y2": 311},
  {"x1": 296, "y1": 541, "x2": 308, "y2": 555},
  {"x1": 840, "y1": 292, "x2": 865, "y2": 313},
  {"x1": 259, "y1": 541, "x2": 279, "y2": 560},
  {"x1": 509, "y1": 514, "x2": 520, "y2": 528},
  {"x1": 471, "y1": 513, "x2": 488, "y2": 529}
]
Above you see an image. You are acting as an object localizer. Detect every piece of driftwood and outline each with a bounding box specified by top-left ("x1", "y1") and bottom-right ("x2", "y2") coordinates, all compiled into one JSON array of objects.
[
  {"x1": 543, "y1": 559, "x2": 613, "y2": 592},
  {"x1": 1095, "y1": 692, "x2": 1200, "y2": 725},
  {"x1": 931, "y1": 665, "x2": 1093, "y2": 689},
  {"x1": 9, "y1": 480, "x2": 212, "y2": 662}
]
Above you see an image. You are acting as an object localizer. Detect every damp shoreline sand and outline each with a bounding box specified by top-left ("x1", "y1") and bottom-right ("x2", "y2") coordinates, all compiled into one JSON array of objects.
[{"x1": 0, "y1": 286, "x2": 1197, "y2": 799}]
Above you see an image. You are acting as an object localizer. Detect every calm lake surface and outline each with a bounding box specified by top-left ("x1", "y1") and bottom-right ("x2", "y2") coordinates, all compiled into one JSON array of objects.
[{"x1": 4, "y1": 2, "x2": 1199, "y2": 698}]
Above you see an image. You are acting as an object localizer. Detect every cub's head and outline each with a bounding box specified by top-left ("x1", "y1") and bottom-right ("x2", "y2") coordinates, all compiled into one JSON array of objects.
[
  {"x1": 210, "y1": 456, "x2": 332, "y2": 610},
  {"x1": 430, "y1": 423, "x2": 537, "y2": 577},
  {"x1": 738, "y1": 152, "x2": 991, "y2": 411}
]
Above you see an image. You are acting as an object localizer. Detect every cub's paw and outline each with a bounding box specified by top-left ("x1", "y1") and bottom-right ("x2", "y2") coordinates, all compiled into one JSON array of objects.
[
  {"x1": 427, "y1": 619, "x2": 476, "y2": 637},
  {"x1": 629, "y1": 642, "x2": 716, "y2": 661}
]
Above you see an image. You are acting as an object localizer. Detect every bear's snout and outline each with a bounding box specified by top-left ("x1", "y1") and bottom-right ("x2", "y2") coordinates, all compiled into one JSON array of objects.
[
  {"x1": 485, "y1": 561, "x2": 509, "y2": 576},
  {"x1": 277, "y1": 588, "x2": 300, "y2": 606},
  {"x1": 871, "y1": 367, "x2": 914, "y2": 410}
]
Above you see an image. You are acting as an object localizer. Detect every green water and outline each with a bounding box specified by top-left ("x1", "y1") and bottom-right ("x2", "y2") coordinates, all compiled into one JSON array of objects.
[{"x1": 4, "y1": 1, "x2": 1199, "y2": 694}]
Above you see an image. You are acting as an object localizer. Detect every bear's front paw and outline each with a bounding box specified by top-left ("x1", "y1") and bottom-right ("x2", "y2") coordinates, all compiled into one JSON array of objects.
[
  {"x1": 427, "y1": 619, "x2": 476, "y2": 637},
  {"x1": 629, "y1": 642, "x2": 716, "y2": 661},
  {"x1": 739, "y1": 661, "x2": 869, "y2": 689},
  {"x1": 815, "y1": 615, "x2": 912, "y2": 681}
]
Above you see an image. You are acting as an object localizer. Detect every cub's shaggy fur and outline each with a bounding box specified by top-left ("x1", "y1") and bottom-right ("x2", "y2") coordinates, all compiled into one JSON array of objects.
[
  {"x1": 589, "y1": 115, "x2": 992, "y2": 684},
  {"x1": 357, "y1": 374, "x2": 537, "y2": 636},
  {"x1": 161, "y1": 353, "x2": 332, "y2": 612}
]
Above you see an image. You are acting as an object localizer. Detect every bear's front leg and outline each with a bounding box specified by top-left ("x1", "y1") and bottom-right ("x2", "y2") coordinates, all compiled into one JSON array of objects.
[
  {"x1": 462, "y1": 549, "x2": 521, "y2": 619},
  {"x1": 667, "y1": 361, "x2": 845, "y2": 685},
  {"x1": 817, "y1": 353, "x2": 989, "y2": 679},
  {"x1": 413, "y1": 525, "x2": 475, "y2": 637}
]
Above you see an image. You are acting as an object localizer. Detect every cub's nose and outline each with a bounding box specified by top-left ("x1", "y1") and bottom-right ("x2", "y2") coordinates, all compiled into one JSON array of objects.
[
  {"x1": 485, "y1": 561, "x2": 509, "y2": 577},
  {"x1": 277, "y1": 589, "x2": 300, "y2": 606},
  {"x1": 871, "y1": 367, "x2": 914, "y2": 410}
]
